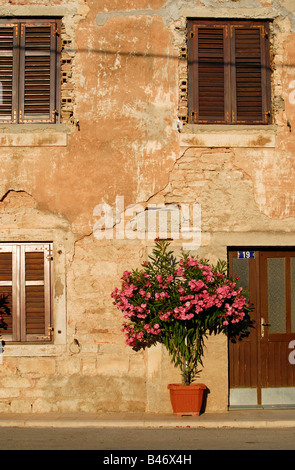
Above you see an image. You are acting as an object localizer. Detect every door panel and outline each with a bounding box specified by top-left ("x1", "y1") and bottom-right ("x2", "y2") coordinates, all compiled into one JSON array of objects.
[
  {"x1": 228, "y1": 249, "x2": 295, "y2": 408},
  {"x1": 228, "y1": 253, "x2": 258, "y2": 389},
  {"x1": 260, "y1": 252, "x2": 295, "y2": 389}
]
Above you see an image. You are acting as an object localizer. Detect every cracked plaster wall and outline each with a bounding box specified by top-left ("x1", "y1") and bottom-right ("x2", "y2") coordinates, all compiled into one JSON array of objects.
[{"x1": 0, "y1": 0, "x2": 295, "y2": 414}]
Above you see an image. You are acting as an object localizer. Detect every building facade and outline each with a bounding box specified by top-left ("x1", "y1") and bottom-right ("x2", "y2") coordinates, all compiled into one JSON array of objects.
[{"x1": 0, "y1": 0, "x2": 295, "y2": 414}]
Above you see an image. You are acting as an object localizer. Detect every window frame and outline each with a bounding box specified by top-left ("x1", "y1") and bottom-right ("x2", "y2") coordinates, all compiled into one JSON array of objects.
[
  {"x1": 187, "y1": 19, "x2": 272, "y2": 125},
  {"x1": 0, "y1": 18, "x2": 61, "y2": 124},
  {"x1": 0, "y1": 242, "x2": 53, "y2": 343}
]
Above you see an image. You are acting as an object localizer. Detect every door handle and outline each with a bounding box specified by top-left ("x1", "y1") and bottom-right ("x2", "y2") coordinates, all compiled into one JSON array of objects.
[{"x1": 261, "y1": 318, "x2": 271, "y2": 338}]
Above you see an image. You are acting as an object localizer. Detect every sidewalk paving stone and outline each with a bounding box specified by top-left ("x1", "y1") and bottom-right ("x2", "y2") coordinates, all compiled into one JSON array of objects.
[{"x1": 1, "y1": 409, "x2": 295, "y2": 429}]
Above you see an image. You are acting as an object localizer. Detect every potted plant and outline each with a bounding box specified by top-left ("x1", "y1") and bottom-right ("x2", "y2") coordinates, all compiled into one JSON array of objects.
[{"x1": 111, "y1": 240, "x2": 252, "y2": 416}]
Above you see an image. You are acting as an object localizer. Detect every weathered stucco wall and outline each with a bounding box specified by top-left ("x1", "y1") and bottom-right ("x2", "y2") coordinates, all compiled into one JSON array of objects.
[{"x1": 0, "y1": 0, "x2": 295, "y2": 414}]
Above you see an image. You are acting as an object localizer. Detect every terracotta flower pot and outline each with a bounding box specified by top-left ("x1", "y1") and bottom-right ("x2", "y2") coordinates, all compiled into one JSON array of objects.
[{"x1": 168, "y1": 383, "x2": 207, "y2": 416}]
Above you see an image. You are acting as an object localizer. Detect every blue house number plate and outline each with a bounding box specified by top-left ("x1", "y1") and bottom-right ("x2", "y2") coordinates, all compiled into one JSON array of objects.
[{"x1": 237, "y1": 251, "x2": 255, "y2": 259}]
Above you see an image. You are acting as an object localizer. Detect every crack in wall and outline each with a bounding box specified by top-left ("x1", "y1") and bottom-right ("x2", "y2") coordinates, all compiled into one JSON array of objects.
[{"x1": 0, "y1": 189, "x2": 32, "y2": 203}]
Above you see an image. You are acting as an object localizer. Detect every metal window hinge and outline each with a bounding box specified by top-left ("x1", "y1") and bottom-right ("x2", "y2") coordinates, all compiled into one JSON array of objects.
[
  {"x1": 46, "y1": 251, "x2": 53, "y2": 261},
  {"x1": 52, "y1": 109, "x2": 59, "y2": 122},
  {"x1": 190, "y1": 111, "x2": 197, "y2": 121},
  {"x1": 45, "y1": 246, "x2": 53, "y2": 261},
  {"x1": 36, "y1": 325, "x2": 54, "y2": 341},
  {"x1": 261, "y1": 27, "x2": 268, "y2": 39},
  {"x1": 264, "y1": 110, "x2": 271, "y2": 122}
]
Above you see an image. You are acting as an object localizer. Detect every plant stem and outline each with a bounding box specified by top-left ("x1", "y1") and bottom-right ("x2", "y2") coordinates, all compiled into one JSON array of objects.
[{"x1": 182, "y1": 323, "x2": 190, "y2": 385}]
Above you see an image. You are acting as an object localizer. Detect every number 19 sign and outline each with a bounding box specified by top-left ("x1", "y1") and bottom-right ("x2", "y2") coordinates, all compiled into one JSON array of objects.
[{"x1": 237, "y1": 251, "x2": 255, "y2": 259}]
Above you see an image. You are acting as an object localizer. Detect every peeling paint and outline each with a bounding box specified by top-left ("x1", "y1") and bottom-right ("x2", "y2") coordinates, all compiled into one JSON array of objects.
[{"x1": 96, "y1": 0, "x2": 197, "y2": 26}]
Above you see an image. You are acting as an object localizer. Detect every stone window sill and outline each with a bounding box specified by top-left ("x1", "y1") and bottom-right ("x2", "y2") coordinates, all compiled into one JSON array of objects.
[
  {"x1": 180, "y1": 125, "x2": 277, "y2": 148},
  {"x1": 0, "y1": 124, "x2": 69, "y2": 147},
  {"x1": 2, "y1": 344, "x2": 67, "y2": 357}
]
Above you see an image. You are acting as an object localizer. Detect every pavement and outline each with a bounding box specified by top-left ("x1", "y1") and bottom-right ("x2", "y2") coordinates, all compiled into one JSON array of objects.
[{"x1": 1, "y1": 408, "x2": 295, "y2": 429}]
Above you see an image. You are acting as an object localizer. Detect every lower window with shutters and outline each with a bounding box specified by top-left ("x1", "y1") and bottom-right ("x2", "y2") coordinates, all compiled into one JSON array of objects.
[
  {"x1": 0, "y1": 243, "x2": 52, "y2": 343},
  {"x1": 187, "y1": 19, "x2": 272, "y2": 125}
]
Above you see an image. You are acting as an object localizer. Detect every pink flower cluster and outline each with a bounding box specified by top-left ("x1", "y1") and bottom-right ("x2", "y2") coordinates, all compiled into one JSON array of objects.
[
  {"x1": 121, "y1": 320, "x2": 161, "y2": 348},
  {"x1": 121, "y1": 324, "x2": 145, "y2": 347},
  {"x1": 175, "y1": 280, "x2": 247, "y2": 324},
  {"x1": 111, "y1": 254, "x2": 251, "y2": 348}
]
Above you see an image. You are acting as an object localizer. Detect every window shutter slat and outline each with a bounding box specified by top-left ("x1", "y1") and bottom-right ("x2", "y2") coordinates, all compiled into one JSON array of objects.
[
  {"x1": 232, "y1": 25, "x2": 267, "y2": 123},
  {"x1": 19, "y1": 23, "x2": 56, "y2": 123},
  {"x1": 0, "y1": 252, "x2": 12, "y2": 281},
  {"x1": 24, "y1": 250, "x2": 51, "y2": 342},
  {"x1": 25, "y1": 252, "x2": 45, "y2": 281},
  {"x1": 25, "y1": 285, "x2": 45, "y2": 336},
  {"x1": 189, "y1": 23, "x2": 229, "y2": 124},
  {"x1": 0, "y1": 25, "x2": 17, "y2": 122}
]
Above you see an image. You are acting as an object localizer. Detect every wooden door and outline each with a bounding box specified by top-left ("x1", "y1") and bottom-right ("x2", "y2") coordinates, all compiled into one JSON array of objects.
[{"x1": 228, "y1": 249, "x2": 295, "y2": 408}]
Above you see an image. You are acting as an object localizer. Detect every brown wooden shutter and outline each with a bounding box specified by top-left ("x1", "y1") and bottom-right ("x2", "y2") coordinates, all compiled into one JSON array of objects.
[
  {"x1": 188, "y1": 20, "x2": 271, "y2": 125},
  {"x1": 231, "y1": 23, "x2": 270, "y2": 124},
  {"x1": 19, "y1": 22, "x2": 57, "y2": 123},
  {"x1": 0, "y1": 23, "x2": 18, "y2": 123},
  {"x1": 188, "y1": 22, "x2": 230, "y2": 124},
  {"x1": 23, "y1": 246, "x2": 52, "y2": 342}
]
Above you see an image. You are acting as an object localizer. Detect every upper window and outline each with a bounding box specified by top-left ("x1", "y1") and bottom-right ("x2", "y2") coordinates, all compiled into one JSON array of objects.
[
  {"x1": 187, "y1": 20, "x2": 271, "y2": 125},
  {"x1": 0, "y1": 18, "x2": 61, "y2": 124},
  {"x1": 0, "y1": 243, "x2": 53, "y2": 343}
]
